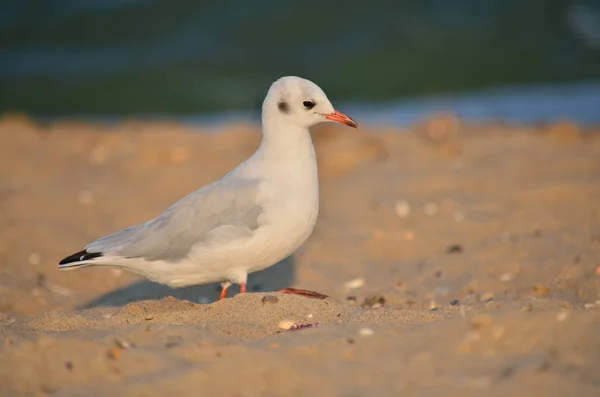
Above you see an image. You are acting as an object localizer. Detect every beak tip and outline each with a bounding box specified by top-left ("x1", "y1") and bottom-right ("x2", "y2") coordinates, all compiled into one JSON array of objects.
[{"x1": 326, "y1": 110, "x2": 359, "y2": 129}]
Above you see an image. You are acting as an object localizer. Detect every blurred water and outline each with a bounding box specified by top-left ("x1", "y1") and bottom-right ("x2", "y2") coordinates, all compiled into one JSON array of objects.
[
  {"x1": 2, "y1": 0, "x2": 600, "y2": 116},
  {"x1": 346, "y1": 80, "x2": 600, "y2": 126},
  {"x1": 176, "y1": 80, "x2": 600, "y2": 129}
]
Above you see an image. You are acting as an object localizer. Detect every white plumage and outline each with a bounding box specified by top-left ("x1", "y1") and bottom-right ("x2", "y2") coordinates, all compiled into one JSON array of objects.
[{"x1": 59, "y1": 76, "x2": 357, "y2": 299}]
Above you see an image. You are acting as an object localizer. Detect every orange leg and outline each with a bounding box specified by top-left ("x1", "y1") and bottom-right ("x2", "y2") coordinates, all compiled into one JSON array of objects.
[
  {"x1": 218, "y1": 285, "x2": 229, "y2": 300},
  {"x1": 218, "y1": 281, "x2": 232, "y2": 301},
  {"x1": 218, "y1": 282, "x2": 246, "y2": 300}
]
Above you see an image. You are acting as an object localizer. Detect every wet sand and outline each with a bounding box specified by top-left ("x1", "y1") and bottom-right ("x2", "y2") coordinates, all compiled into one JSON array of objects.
[{"x1": 0, "y1": 113, "x2": 599, "y2": 396}]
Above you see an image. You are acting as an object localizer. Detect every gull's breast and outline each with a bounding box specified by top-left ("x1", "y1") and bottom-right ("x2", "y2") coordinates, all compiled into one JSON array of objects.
[{"x1": 246, "y1": 184, "x2": 319, "y2": 272}]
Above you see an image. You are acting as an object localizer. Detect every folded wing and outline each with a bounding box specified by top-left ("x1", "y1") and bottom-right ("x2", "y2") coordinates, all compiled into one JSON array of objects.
[{"x1": 83, "y1": 178, "x2": 265, "y2": 263}]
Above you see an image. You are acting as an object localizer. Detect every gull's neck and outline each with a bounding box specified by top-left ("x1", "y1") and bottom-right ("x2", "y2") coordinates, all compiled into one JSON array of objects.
[
  {"x1": 244, "y1": 113, "x2": 317, "y2": 182},
  {"x1": 260, "y1": 116, "x2": 312, "y2": 156}
]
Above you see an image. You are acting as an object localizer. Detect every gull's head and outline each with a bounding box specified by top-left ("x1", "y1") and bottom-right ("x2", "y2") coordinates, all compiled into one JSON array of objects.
[{"x1": 262, "y1": 76, "x2": 358, "y2": 129}]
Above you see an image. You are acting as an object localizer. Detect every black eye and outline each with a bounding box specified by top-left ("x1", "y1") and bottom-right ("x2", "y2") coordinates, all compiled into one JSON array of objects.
[{"x1": 303, "y1": 100, "x2": 315, "y2": 109}]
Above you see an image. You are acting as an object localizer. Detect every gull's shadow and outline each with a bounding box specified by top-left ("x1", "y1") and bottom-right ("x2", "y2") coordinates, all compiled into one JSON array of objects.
[{"x1": 80, "y1": 255, "x2": 296, "y2": 309}]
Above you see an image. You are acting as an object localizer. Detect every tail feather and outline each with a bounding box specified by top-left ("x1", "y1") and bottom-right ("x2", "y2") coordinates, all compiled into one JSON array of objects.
[{"x1": 58, "y1": 249, "x2": 103, "y2": 269}]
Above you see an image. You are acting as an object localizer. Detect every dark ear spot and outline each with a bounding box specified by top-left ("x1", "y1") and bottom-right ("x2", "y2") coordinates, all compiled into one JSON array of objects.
[{"x1": 277, "y1": 101, "x2": 290, "y2": 114}]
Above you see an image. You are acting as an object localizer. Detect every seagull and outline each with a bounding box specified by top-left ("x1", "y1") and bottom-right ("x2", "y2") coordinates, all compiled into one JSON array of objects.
[{"x1": 59, "y1": 76, "x2": 358, "y2": 300}]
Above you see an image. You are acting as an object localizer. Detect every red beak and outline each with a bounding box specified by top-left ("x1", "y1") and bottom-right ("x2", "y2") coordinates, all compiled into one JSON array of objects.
[{"x1": 324, "y1": 110, "x2": 358, "y2": 128}]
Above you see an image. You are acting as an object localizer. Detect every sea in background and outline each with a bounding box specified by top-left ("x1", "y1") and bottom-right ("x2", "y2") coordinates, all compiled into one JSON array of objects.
[{"x1": 2, "y1": 0, "x2": 600, "y2": 125}]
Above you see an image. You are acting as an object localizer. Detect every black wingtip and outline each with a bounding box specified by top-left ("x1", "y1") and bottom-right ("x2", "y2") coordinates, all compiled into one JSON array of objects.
[{"x1": 59, "y1": 249, "x2": 103, "y2": 265}]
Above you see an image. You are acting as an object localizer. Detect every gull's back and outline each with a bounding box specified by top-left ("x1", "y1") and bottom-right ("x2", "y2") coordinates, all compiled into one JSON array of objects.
[{"x1": 86, "y1": 176, "x2": 264, "y2": 262}]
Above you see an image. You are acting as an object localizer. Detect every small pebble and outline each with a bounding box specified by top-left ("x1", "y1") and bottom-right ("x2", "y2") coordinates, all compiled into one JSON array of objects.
[
  {"x1": 344, "y1": 278, "x2": 365, "y2": 290},
  {"x1": 90, "y1": 146, "x2": 110, "y2": 165},
  {"x1": 261, "y1": 295, "x2": 279, "y2": 304},
  {"x1": 76, "y1": 190, "x2": 94, "y2": 204},
  {"x1": 307, "y1": 313, "x2": 313, "y2": 319},
  {"x1": 556, "y1": 311, "x2": 568, "y2": 322},
  {"x1": 584, "y1": 303, "x2": 596, "y2": 310},
  {"x1": 65, "y1": 362, "x2": 73, "y2": 370},
  {"x1": 107, "y1": 347, "x2": 121, "y2": 360},
  {"x1": 28, "y1": 253, "x2": 41, "y2": 266},
  {"x1": 424, "y1": 202, "x2": 438, "y2": 216},
  {"x1": 289, "y1": 323, "x2": 319, "y2": 331},
  {"x1": 115, "y1": 339, "x2": 132, "y2": 349},
  {"x1": 450, "y1": 299, "x2": 460, "y2": 306},
  {"x1": 500, "y1": 273, "x2": 513, "y2": 282},
  {"x1": 446, "y1": 244, "x2": 463, "y2": 254},
  {"x1": 359, "y1": 327, "x2": 374, "y2": 337},
  {"x1": 278, "y1": 320, "x2": 295, "y2": 330},
  {"x1": 480, "y1": 292, "x2": 494, "y2": 302},
  {"x1": 394, "y1": 200, "x2": 411, "y2": 218},
  {"x1": 453, "y1": 211, "x2": 466, "y2": 222},
  {"x1": 533, "y1": 285, "x2": 551, "y2": 295},
  {"x1": 346, "y1": 296, "x2": 357, "y2": 302},
  {"x1": 403, "y1": 230, "x2": 416, "y2": 241},
  {"x1": 429, "y1": 300, "x2": 438, "y2": 311},
  {"x1": 361, "y1": 295, "x2": 385, "y2": 308}
]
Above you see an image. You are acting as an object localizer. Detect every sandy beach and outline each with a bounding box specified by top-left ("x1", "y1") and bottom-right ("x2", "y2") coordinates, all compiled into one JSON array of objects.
[{"x1": 0, "y1": 113, "x2": 599, "y2": 396}]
